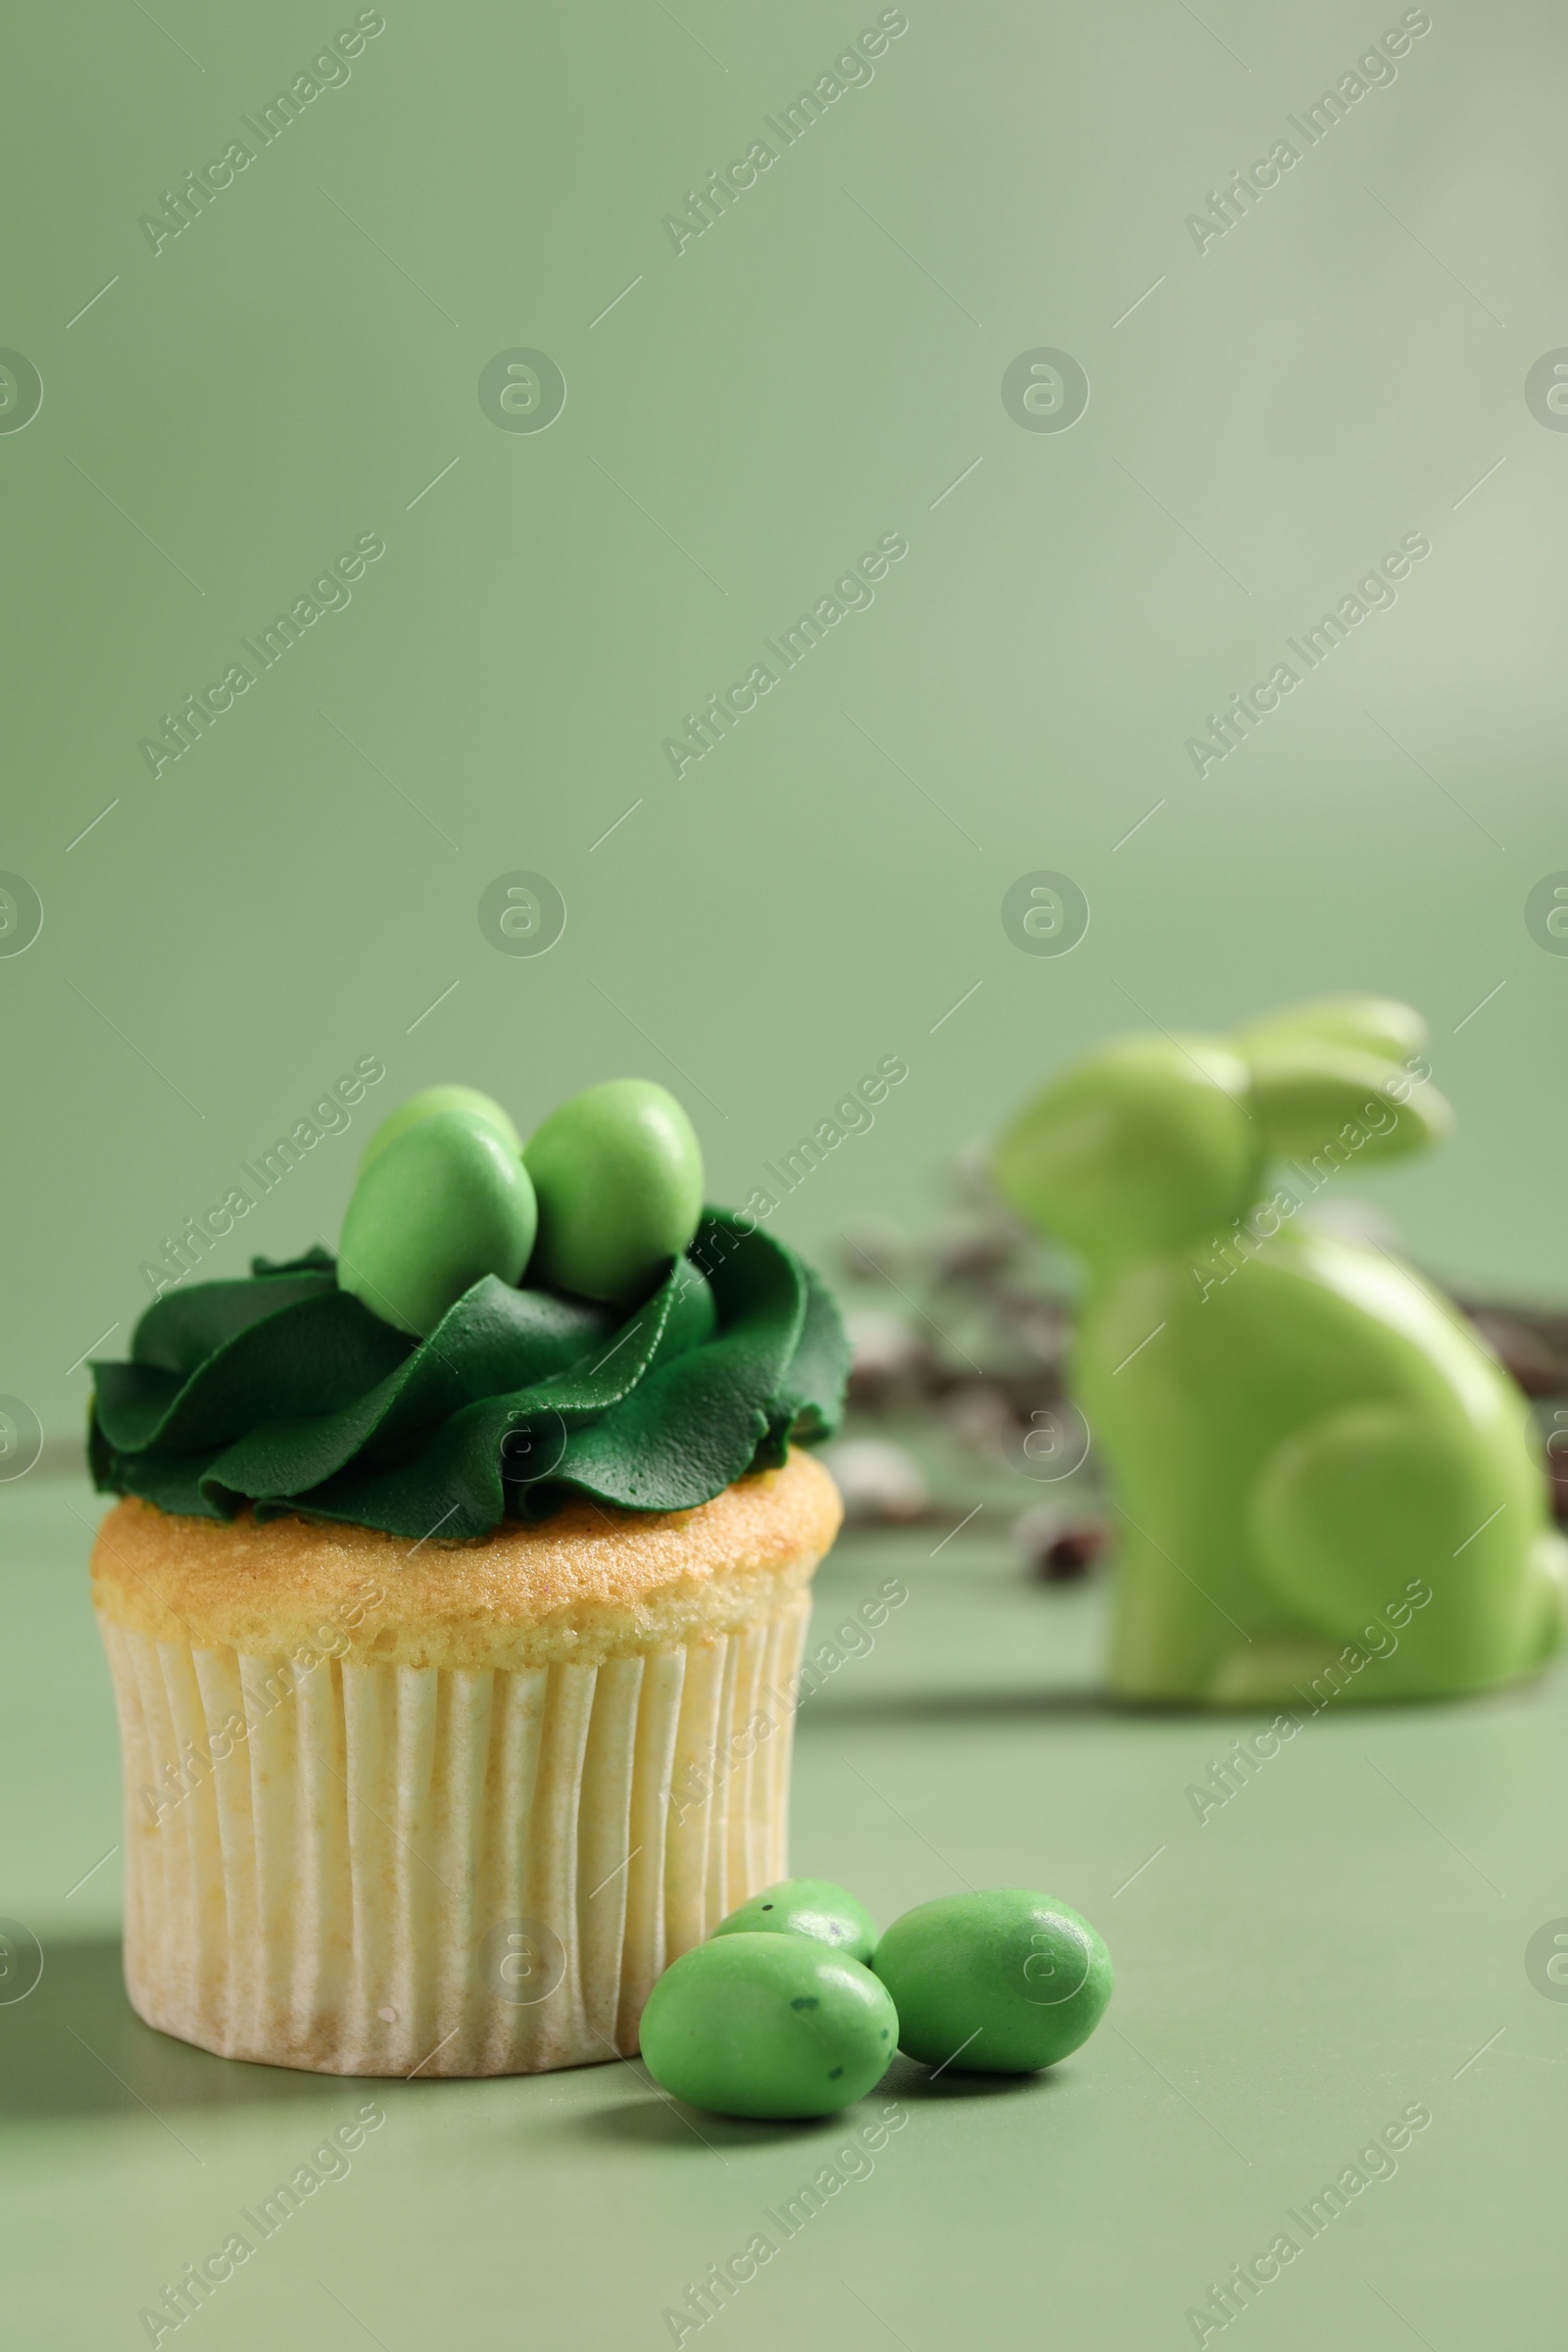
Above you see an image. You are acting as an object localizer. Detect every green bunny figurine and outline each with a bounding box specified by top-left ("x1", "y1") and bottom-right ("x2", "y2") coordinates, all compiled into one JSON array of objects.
[{"x1": 993, "y1": 997, "x2": 1565, "y2": 1706}]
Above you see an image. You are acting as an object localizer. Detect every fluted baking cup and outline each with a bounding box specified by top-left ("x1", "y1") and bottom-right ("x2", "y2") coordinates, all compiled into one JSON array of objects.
[{"x1": 102, "y1": 1594, "x2": 810, "y2": 2076}]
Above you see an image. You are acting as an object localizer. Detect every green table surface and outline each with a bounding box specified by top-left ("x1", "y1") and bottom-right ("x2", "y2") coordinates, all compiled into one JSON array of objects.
[{"x1": 3, "y1": 1469, "x2": 1563, "y2": 2350}]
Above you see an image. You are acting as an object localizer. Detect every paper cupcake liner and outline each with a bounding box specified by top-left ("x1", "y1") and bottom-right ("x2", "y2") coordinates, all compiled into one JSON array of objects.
[{"x1": 101, "y1": 1593, "x2": 810, "y2": 2076}]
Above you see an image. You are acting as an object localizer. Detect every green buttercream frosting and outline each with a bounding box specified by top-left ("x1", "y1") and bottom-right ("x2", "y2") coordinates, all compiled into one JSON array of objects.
[{"x1": 88, "y1": 1211, "x2": 848, "y2": 1541}]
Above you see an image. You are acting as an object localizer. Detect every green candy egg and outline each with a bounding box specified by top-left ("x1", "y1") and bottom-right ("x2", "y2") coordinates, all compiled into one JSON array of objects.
[
  {"x1": 872, "y1": 1889, "x2": 1111, "y2": 2074},
  {"x1": 713, "y1": 1879, "x2": 877, "y2": 1966},
  {"x1": 639, "y1": 1933, "x2": 898, "y2": 2120},
  {"x1": 360, "y1": 1085, "x2": 522, "y2": 1170},
  {"x1": 338, "y1": 1109, "x2": 537, "y2": 1337},
  {"x1": 523, "y1": 1079, "x2": 704, "y2": 1306}
]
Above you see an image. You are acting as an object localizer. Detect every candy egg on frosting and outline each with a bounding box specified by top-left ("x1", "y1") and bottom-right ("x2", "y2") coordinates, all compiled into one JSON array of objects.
[
  {"x1": 523, "y1": 1078, "x2": 704, "y2": 1305},
  {"x1": 359, "y1": 1084, "x2": 522, "y2": 1170},
  {"x1": 338, "y1": 1108, "x2": 537, "y2": 1337}
]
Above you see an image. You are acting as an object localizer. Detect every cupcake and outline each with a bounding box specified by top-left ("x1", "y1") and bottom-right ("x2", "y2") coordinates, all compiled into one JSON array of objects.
[{"x1": 88, "y1": 1080, "x2": 848, "y2": 2076}]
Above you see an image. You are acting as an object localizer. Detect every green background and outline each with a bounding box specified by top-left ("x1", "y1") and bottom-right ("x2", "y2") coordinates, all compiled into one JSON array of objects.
[
  {"x1": 7, "y1": 0, "x2": 1568, "y2": 1446},
  {"x1": 4, "y1": 0, "x2": 1567, "y2": 2342}
]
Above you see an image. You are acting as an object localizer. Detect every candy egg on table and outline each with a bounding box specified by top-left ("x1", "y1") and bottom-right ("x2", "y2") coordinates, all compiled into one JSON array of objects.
[
  {"x1": 359, "y1": 1084, "x2": 522, "y2": 1169},
  {"x1": 638, "y1": 1933, "x2": 899, "y2": 2120},
  {"x1": 524, "y1": 1078, "x2": 705, "y2": 1305},
  {"x1": 872, "y1": 1889, "x2": 1112, "y2": 2074},
  {"x1": 338, "y1": 1108, "x2": 537, "y2": 1337},
  {"x1": 713, "y1": 1878, "x2": 878, "y2": 1966}
]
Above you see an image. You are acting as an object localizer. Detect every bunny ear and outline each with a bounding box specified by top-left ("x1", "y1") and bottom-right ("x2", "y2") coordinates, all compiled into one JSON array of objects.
[
  {"x1": 1240, "y1": 1038, "x2": 1451, "y2": 1165},
  {"x1": 1231, "y1": 994, "x2": 1429, "y2": 1063}
]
